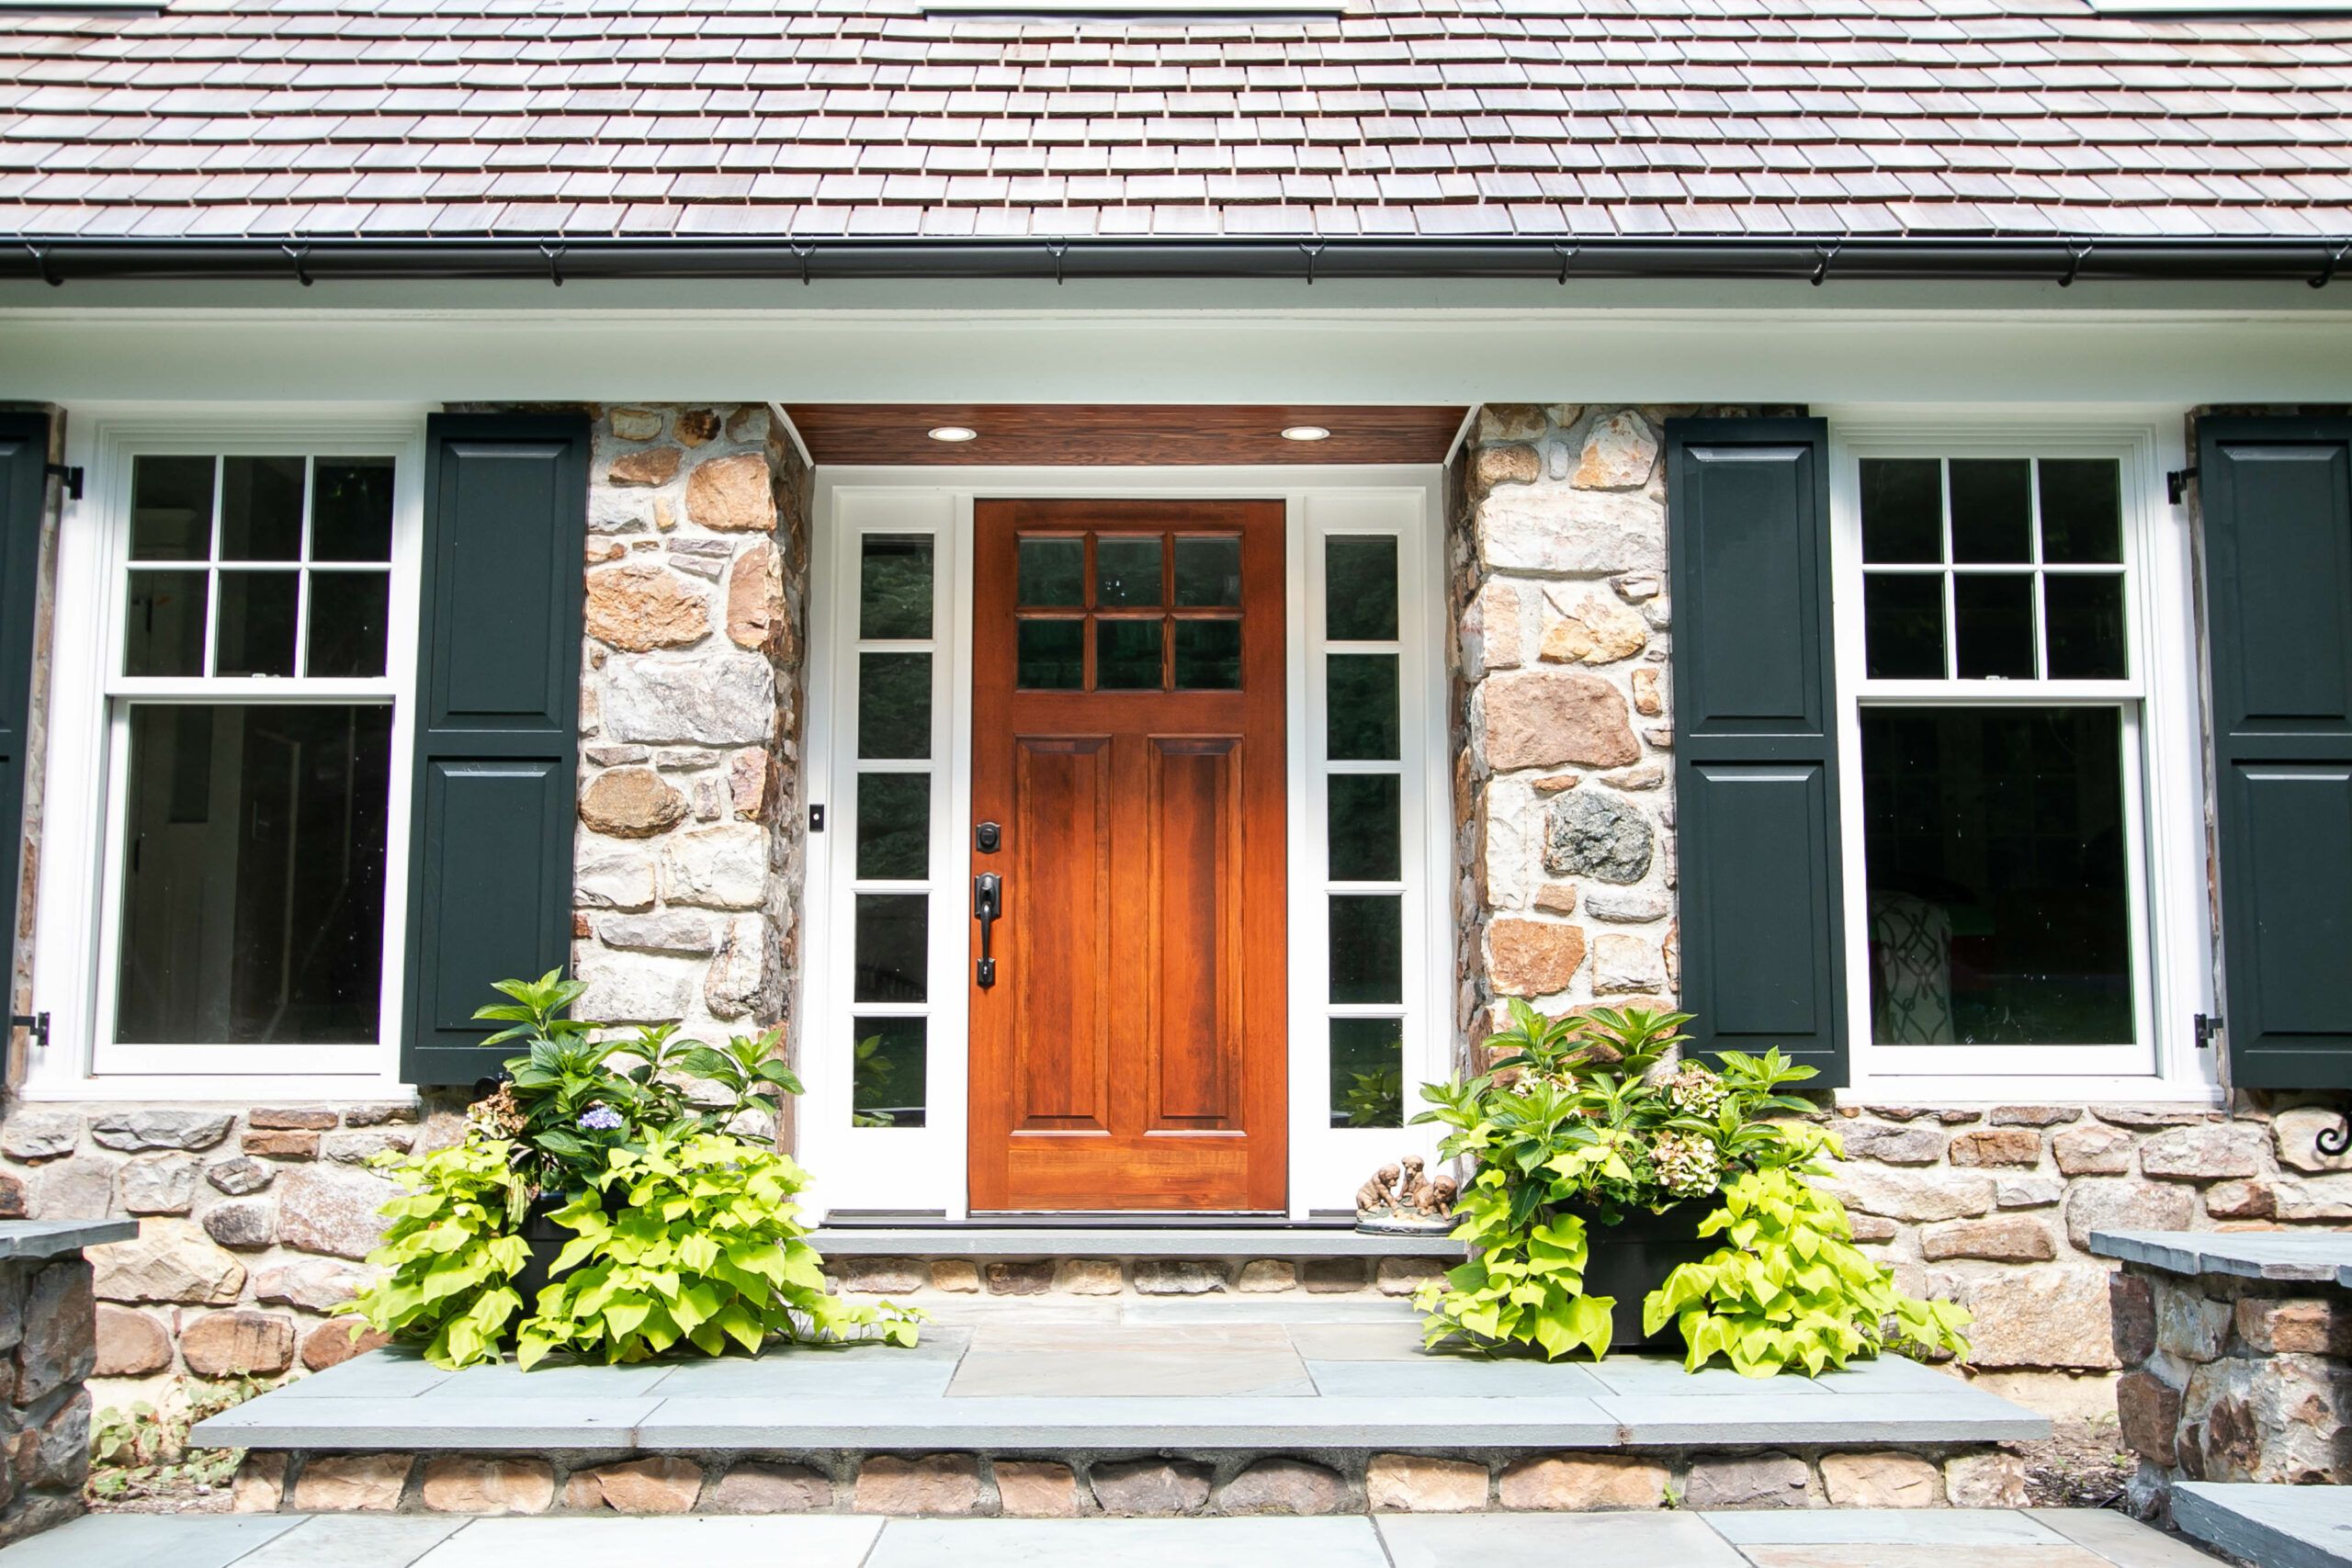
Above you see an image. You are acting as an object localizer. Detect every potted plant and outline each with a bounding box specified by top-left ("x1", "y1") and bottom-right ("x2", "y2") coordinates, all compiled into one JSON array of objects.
[{"x1": 1410, "y1": 1001, "x2": 1971, "y2": 1375}]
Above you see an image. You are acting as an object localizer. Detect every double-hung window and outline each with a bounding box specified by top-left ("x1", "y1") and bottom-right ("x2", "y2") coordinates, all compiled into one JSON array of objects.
[
  {"x1": 1833, "y1": 430, "x2": 2178, "y2": 1082},
  {"x1": 71, "y1": 429, "x2": 419, "y2": 1079}
]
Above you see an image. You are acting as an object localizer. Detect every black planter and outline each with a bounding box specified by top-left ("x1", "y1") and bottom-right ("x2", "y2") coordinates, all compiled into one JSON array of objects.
[
  {"x1": 513, "y1": 1192, "x2": 575, "y2": 1314},
  {"x1": 1574, "y1": 1201, "x2": 1718, "y2": 1352}
]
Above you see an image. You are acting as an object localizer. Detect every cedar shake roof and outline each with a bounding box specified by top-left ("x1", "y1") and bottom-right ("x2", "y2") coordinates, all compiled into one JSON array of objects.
[{"x1": 2, "y1": 0, "x2": 2349, "y2": 244}]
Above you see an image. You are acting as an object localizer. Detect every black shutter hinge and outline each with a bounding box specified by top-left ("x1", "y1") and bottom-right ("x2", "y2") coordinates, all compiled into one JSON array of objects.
[
  {"x1": 10, "y1": 1012, "x2": 47, "y2": 1051},
  {"x1": 2166, "y1": 468, "x2": 2198, "y2": 506},
  {"x1": 2194, "y1": 1011, "x2": 2223, "y2": 1051},
  {"x1": 42, "y1": 464, "x2": 82, "y2": 502}
]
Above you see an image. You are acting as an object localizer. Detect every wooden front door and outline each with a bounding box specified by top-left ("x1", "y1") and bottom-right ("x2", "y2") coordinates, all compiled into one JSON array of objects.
[{"x1": 968, "y1": 500, "x2": 1287, "y2": 1212}]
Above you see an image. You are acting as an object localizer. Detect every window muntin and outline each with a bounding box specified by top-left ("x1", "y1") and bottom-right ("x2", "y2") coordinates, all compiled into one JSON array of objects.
[
  {"x1": 1011, "y1": 528, "x2": 1243, "y2": 693},
  {"x1": 1841, "y1": 441, "x2": 2155, "y2": 1077},
  {"x1": 98, "y1": 448, "x2": 405, "y2": 1066},
  {"x1": 848, "y1": 533, "x2": 937, "y2": 1129}
]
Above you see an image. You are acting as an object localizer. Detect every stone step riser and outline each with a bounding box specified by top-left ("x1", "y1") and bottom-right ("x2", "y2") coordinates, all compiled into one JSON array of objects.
[{"x1": 232, "y1": 1444, "x2": 2029, "y2": 1517}]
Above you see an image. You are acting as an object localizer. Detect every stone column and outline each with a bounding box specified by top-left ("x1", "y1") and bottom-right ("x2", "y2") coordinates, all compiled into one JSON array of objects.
[
  {"x1": 1448, "y1": 406, "x2": 1679, "y2": 1065},
  {"x1": 571, "y1": 406, "x2": 809, "y2": 1143},
  {"x1": 0, "y1": 1218, "x2": 136, "y2": 1545}
]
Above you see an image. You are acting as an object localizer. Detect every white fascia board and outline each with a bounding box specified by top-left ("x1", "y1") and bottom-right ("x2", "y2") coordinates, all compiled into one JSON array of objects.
[{"x1": 4, "y1": 297, "x2": 2352, "y2": 407}]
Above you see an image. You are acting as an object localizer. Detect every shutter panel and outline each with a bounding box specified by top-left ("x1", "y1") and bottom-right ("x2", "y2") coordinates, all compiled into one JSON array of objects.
[
  {"x1": 0, "y1": 415, "x2": 48, "y2": 1019},
  {"x1": 1665, "y1": 417, "x2": 1849, "y2": 1081},
  {"x1": 2201, "y1": 415, "x2": 2352, "y2": 1089},
  {"x1": 402, "y1": 413, "x2": 588, "y2": 1085}
]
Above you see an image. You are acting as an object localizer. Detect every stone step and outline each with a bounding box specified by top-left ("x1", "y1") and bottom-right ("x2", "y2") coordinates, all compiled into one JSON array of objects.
[
  {"x1": 0, "y1": 1508, "x2": 2225, "y2": 1568},
  {"x1": 2172, "y1": 1482, "x2": 2352, "y2": 1568},
  {"x1": 193, "y1": 1308, "x2": 2052, "y2": 1518}
]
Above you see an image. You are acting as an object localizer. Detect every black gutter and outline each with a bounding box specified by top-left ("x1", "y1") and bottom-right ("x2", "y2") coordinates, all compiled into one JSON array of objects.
[{"x1": 11, "y1": 235, "x2": 2352, "y2": 288}]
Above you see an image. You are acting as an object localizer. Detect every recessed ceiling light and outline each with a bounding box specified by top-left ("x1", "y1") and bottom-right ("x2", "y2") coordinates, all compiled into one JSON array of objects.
[
  {"x1": 928, "y1": 425, "x2": 978, "y2": 443},
  {"x1": 1281, "y1": 425, "x2": 1331, "y2": 442}
]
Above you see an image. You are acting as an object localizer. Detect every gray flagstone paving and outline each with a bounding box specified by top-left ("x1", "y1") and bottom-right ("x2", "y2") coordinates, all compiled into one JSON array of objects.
[{"x1": 0, "y1": 1511, "x2": 2223, "y2": 1566}]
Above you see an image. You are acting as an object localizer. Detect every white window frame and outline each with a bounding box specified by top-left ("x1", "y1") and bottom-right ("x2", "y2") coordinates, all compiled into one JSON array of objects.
[
  {"x1": 799, "y1": 466, "x2": 1450, "y2": 1222},
  {"x1": 1827, "y1": 414, "x2": 2218, "y2": 1102},
  {"x1": 24, "y1": 409, "x2": 426, "y2": 1100}
]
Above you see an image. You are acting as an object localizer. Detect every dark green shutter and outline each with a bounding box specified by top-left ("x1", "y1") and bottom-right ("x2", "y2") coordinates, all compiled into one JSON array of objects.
[
  {"x1": 403, "y1": 413, "x2": 589, "y2": 1084},
  {"x1": 1666, "y1": 417, "x2": 1849, "y2": 1081},
  {"x1": 2200, "y1": 415, "x2": 2352, "y2": 1089},
  {"x1": 0, "y1": 414, "x2": 49, "y2": 1019}
]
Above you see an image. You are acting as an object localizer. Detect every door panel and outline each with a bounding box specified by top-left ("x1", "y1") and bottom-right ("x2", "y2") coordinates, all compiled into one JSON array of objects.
[{"x1": 970, "y1": 499, "x2": 1286, "y2": 1211}]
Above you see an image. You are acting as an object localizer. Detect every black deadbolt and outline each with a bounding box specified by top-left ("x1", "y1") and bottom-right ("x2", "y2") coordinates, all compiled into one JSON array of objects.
[{"x1": 976, "y1": 820, "x2": 1001, "y2": 853}]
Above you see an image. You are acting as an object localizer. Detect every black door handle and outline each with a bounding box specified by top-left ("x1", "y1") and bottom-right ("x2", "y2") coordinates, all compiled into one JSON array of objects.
[{"x1": 974, "y1": 872, "x2": 1001, "y2": 988}]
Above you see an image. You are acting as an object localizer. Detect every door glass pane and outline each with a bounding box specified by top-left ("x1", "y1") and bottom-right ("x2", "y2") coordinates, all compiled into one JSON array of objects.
[
  {"x1": 115, "y1": 704, "x2": 392, "y2": 1044},
  {"x1": 311, "y1": 458, "x2": 395, "y2": 562},
  {"x1": 857, "y1": 652, "x2": 932, "y2": 759},
  {"x1": 1860, "y1": 705, "x2": 2133, "y2": 1046},
  {"x1": 1173, "y1": 536, "x2": 1240, "y2": 606},
  {"x1": 860, "y1": 535, "x2": 933, "y2": 639},
  {"x1": 2044, "y1": 574, "x2": 2128, "y2": 681},
  {"x1": 1096, "y1": 618, "x2": 1162, "y2": 689},
  {"x1": 1329, "y1": 1017, "x2": 1404, "y2": 1129},
  {"x1": 2038, "y1": 459, "x2": 2122, "y2": 565},
  {"x1": 1953, "y1": 573, "x2": 2035, "y2": 679},
  {"x1": 1094, "y1": 536, "x2": 1162, "y2": 608},
  {"x1": 1172, "y1": 618, "x2": 1240, "y2": 690},
  {"x1": 307, "y1": 572, "x2": 390, "y2": 679},
  {"x1": 124, "y1": 570, "x2": 209, "y2": 677},
  {"x1": 1329, "y1": 893, "x2": 1403, "y2": 1004},
  {"x1": 1863, "y1": 575, "x2": 1945, "y2": 679},
  {"x1": 1949, "y1": 458, "x2": 2032, "y2": 563},
  {"x1": 1325, "y1": 536, "x2": 1398, "y2": 640},
  {"x1": 129, "y1": 457, "x2": 215, "y2": 562},
  {"x1": 1017, "y1": 537, "x2": 1083, "y2": 606},
  {"x1": 852, "y1": 893, "x2": 928, "y2": 1003},
  {"x1": 855, "y1": 773, "x2": 931, "y2": 881},
  {"x1": 1016, "y1": 619, "x2": 1084, "y2": 690},
  {"x1": 215, "y1": 571, "x2": 300, "y2": 678},
  {"x1": 1859, "y1": 458, "x2": 1942, "y2": 565},
  {"x1": 1327, "y1": 773, "x2": 1402, "y2": 882},
  {"x1": 218, "y1": 456, "x2": 305, "y2": 562},
  {"x1": 1327, "y1": 654, "x2": 1399, "y2": 760},
  {"x1": 853, "y1": 1017, "x2": 927, "y2": 1128}
]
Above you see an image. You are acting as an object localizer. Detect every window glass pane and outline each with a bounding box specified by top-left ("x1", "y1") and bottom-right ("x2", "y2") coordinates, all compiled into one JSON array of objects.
[
  {"x1": 1173, "y1": 536, "x2": 1240, "y2": 606},
  {"x1": 124, "y1": 570, "x2": 209, "y2": 677},
  {"x1": 856, "y1": 652, "x2": 932, "y2": 759},
  {"x1": 1860, "y1": 706, "x2": 2133, "y2": 1046},
  {"x1": 1327, "y1": 773, "x2": 1402, "y2": 882},
  {"x1": 1016, "y1": 619, "x2": 1084, "y2": 690},
  {"x1": 1862, "y1": 575, "x2": 1945, "y2": 679},
  {"x1": 215, "y1": 571, "x2": 300, "y2": 678},
  {"x1": 115, "y1": 704, "x2": 391, "y2": 1044},
  {"x1": 1329, "y1": 1017, "x2": 1404, "y2": 1129},
  {"x1": 1327, "y1": 654, "x2": 1399, "y2": 760},
  {"x1": 1329, "y1": 893, "x2": 1403, "y2": 1004},
  {"x1": 1018, "y1": 537, "x2": 1083, "y2": 606},
  {"x1": 1172, "y1": 618, "x2": 1240, "y2": 690},
  {"x1": 1325, "y1": 536, "x2": 1398, "y2": 640},
  {"x1": 1860, "y1": 458, "x2": 1942, "y2": 565},
  {"x1": 2039, "y1": 459, "x2": 2123, "y2": 565},
  {"x1": 1949, "y1": 458, "x2": 2032, "y2": 563},
  {"x1": 853, "y1": 1017, "x2": 927, "y2": 1128},
  {"x1": 307, "y1": 572, "x2": 390, "y2": 679},
  {"x1": 218, "y1": 456, "x2": 305, "y2": 562},
  {"x1": 1095, "y1": 536, "x2": 1162, "y2": 608},
  {"x1": 129, "y1": 456, "x2": 215, "y2": 562},
  {"x1": 860, "y1": 535, "x2": 933, "y2": 639},
  {"x1": 1096, "y1": 618, "x2": 1162, "y2": 689},
  {"x1": 1953, "y1": 572, "x2": 2036, "y2": 679},
  {"x1": 852, "y1": 893, "x2": 928, "y2": 1004},
  {"x1": 311, "y1": 458, "x2": 394, "y2": 563},
  {"x1": 855, "y1": 773, "x2": 931, "y2": 881},
  {"x1": 2045, "y1": 574, "x2": 2128, "y2": 681}
]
